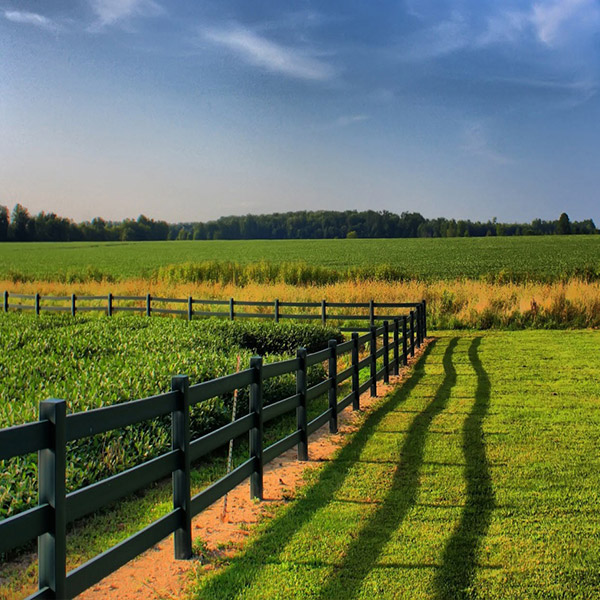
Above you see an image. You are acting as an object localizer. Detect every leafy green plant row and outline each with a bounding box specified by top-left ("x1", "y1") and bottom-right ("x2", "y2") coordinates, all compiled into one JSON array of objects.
[{"x1": 0, "y1": 314, "x2": 342, "y2": 517}]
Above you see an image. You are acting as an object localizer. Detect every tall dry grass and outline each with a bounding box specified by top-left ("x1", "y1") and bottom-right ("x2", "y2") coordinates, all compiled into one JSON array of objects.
[{"x1": 2, "y1": 278, "x2": 599, "y2": 329}]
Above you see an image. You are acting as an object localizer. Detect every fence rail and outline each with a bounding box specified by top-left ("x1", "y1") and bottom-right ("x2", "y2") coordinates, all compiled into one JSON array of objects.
[
  {"x1": 0, "y1": 302, "x2": 426, "y2": 600},
  {"x1": 1, "y1": 291, "x2": 426, "y2": 332}
]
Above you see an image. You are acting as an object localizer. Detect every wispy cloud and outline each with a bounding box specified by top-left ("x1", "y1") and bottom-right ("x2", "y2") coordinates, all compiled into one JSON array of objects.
[
  {"x1": 461, "y1": 121, "x2": 513, "y2": 165},
  {"x1": 4, "y1": 10, "x2": 59, "y2": 32},
  {"x1": 333, "y1": 114, "x2": 371, "y2": 127},
  {"x1": 203, "y1": 25, "x2": 335, "y2": 81},
  {"x1": 88, "y1": 0, "x2": 163, "y2": 29},
  {"x1": 531, "y1": 0, "x2": 599, "y2": 45}
]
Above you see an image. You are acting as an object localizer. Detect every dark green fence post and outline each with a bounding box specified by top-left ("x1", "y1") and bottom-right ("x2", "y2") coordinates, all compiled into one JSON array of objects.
[
  {"x1": 415, "y1": 304, "x2": 422, "y2": 348},
  {"x1": 171, "y1": 375, "x2": 192, "y2": 559},
  {"x1": 321, "y1": 300, "x2": 327, "y2": 326},
  {"x1": 250, "y1": 356, "x2": 263, "y2": 500},
  {"x1": 393, "y1": 318, "x2": 400, "y2": 376},
  {"x1": 274, "y1": 299, "x2": 279, "y2": 323},
  {"x1": 296, "y1": 348, "x2": 308, "y2": 461},
  {"x1": 351, "y1": 332, "x2": 360, "y2": 410},
  {"x1": 35, "y1": 293, "x2": 40, "y2": 316},
  {"x1": 422, "y1": 299, "x2": 427, "y2": 338},
  {"x1": 410, "y1": 310, "x2": 415, "y2": 357},
  {"x1": 187, "y1": 296, "x2": 193, "y2": 321},
  {"x1": 146, "y1": 294, "x2": 151, "y2": 317},
  {"x1": 383, "y1": 321, "x2": 390, "y2": 384},
  {"x1": 71, "y1": 294, "x2": 76, "y2": 317},
  {"x1": 3, "y1": 291, "x2": 8, "y2": 312},
  {"x1": 370, "y1": 326, "x2": 377, "y2": 397},
  {"x1": 229, "y1": 298, "x2": 234, "y2": 321},
  {"x1": 369, "y1": 299, "x2": 375, "y2": 327},
  {"x1": 107, "y1": 292, "x2": 113, "y2": 317},
  {"x1": 38, "y1": 398, "x2": 66, "y2": 599},
  {"x1": 402, "y1": 316, "x2": 408, "y2": 366},
  {"x1": 328, "y1": 339, "x2": 338, "y2": 433}
]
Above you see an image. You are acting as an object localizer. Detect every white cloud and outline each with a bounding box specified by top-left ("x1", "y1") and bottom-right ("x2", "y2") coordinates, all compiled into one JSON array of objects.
[
  {"x1": 89, "y1": 0, "x2": 163, "y2": 29},
  {"x1": 531, "y1": 0, "x2": 598, "y2": 45},
  {"x1": 404, "y1": 12, "x2": 470, "y2": 59},
  {"x1": 203, "y1": 25, "x2": 335, "y2": 81},
  {"x1": 461, "y1": 121, "x2": 513, "y2": 165},
  {"x1": 4, "y1": 10, "x2": 58, "y2": 31}
]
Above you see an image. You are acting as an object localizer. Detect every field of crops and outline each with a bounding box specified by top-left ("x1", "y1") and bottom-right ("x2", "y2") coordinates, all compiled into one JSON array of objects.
[
  {"x1": 1, "y1": 236, "x2": 600, "y2": 283},
  {"x1": 0, "y1": 314, "x2": 340, "y2": 517}
]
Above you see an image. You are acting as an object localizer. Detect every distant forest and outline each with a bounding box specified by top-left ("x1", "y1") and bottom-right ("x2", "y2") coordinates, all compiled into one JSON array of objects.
[{"x1": 0, "y1": 203, "x2": 596, "y2": 242}]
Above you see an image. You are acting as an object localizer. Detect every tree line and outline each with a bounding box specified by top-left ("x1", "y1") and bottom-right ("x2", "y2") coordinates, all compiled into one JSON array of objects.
[{"x1": 0, "y1": 204, "x2": 596, "y2": 242}]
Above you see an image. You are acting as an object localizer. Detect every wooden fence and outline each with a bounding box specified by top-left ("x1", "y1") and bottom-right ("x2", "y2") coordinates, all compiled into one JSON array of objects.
[
  {"x1": 0, "y1": 304, "x2": 426, "y2": 600},
  {"x1": 1, "y1": 291, "x2": 426, "y2": 332}
]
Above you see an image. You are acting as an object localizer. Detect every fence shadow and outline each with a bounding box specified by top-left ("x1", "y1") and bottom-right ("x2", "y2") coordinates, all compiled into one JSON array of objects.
[
  {"x1": 433, "y1": 336, "x2": 495, "y2": 599},
  {"x1": 313, "y1": 337, "x2": 459, "y2": 599},
  {"x1": 194, "y1": 341, "x2": 437, "y2": 598}
]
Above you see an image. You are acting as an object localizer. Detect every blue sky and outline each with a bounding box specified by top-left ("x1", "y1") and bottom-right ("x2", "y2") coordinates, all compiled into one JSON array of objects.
[{"x1": 1, "y1": 0, "x2": 599, "y2": 223}]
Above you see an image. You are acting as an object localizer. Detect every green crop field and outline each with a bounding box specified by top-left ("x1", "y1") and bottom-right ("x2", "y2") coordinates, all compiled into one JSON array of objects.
[
  {"x1": 1, "y1": 236, "x2": 600, "y2": 282},
  {"x1": 0, "y1": 314, "x2": 340, "y2": 518},
  {"x1": 192, "y1": 330, "x2": 600, "y2": 599}
]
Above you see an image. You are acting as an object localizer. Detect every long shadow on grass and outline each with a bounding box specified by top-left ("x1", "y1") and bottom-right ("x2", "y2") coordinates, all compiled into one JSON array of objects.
[
  {"x1": 193, "y1": 341, "x2": 437, "y2": 599},
  {"x1": 433, "y1": 336, "x2": 495, "y2": 600},
  {"x1": 313, "y1": 337, "x2": 459, "y2": 599}
]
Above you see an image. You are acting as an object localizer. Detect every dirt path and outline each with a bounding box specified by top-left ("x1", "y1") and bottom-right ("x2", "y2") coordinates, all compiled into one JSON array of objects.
[{"x1": 77, "y1": 346, "x2": 428, "y2": 600}]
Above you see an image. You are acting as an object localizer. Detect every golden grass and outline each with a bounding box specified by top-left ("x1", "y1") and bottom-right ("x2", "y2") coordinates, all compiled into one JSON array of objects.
[{"x1": 2, "y1": 278, "x2": 600, "y2": 328}]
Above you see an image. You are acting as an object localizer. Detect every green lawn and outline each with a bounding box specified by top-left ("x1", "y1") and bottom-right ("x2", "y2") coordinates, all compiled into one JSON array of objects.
[
  {"x1": 191, "y1": 330, "x2": 600, "y2": 599},
  {"x1": 1, "y1": 236, "x2": 599, "y2": 281}
]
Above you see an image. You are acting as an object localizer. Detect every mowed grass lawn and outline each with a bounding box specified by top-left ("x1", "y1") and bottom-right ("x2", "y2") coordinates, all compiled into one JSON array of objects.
[{"x1": 191, "y1": 331, "x2": 600, "y2": 599}]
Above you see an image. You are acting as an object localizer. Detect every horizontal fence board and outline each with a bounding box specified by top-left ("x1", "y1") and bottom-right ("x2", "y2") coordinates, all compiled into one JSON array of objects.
[
  {"x1": 152, "y1": 297, "x2": 188, "y2": 304},
  {"x1": 151, "y1": 307, "x2": 187, "y2": 316},
  {"x1": 376, "y1": 346, "x2": 386, "y2": 359},
  {"x1": 41, "y1": 295, "x2": 70, "y2": 301},
  {"x1": 306, "y1": 378, "x2": 331, "y2": 402},
  {"x1": 358, "y1": 379, "x2": 371, "y2": 396},
  {"x1": 65, "y1": 510, "x2": 180, "y2": 598},
  {"x1": 24, "y1": 587, "x2": 53, "y2": 600},
  {"x1": 327, "y1": 302, "x2": 369, "y2": 308},
  {"x1": 232, "y1": 312, "x2": 273, "y2": 319},
  {"x1": 375, "y1": 325, "x2": 385, "y2": 335},
  {"x1": 263, "y1": 430, "x2": 302, "y2": 464},
  {"x1": 0, "y1": 504, "x2": 52, "y2": 554},
  {"x1": 358, "y1": 356, "x2": 371, "y2": 370},
  {"x1": 357, "y1": 332, "x2": 372, "y2": 345},
  {"x1": 112, "y1": 296, "x2": 145, "y2": 301},
  {"x1": 76, "y1": 295, "x2": 107, "y2": 301},
  {"x1": 336, "y1": 391, "x2": 355, "y2": 413},
  {"x1": 326, "y1": 314, "x2": 368, "y2": 321},
  {"x1": 306, "y1": 347, "x2": 331, "y2": 367},
  {"x1": 374, "y1": 302, "x2": 420, "y2": 308},
  {"x1": 11, "y1": 305, "x2": 35, "y2": 310},
  {"x1": 262, "y1": 357, "x2": 299, "y2": 380},
  {"x1": 76, "y1": 306, "x2": 106, "y2": 312},
  {"x1": 337, "y1": 339, "x2": 354, "y2": 354},
  {"x1": 191, "y1": 458, "x2": 254, "y2": 516},
  {"x1": 307, "y1": 410, "x2": 331, "y2": 435},
  {"x1": 42, "y1": 306, "x2": 70, "y2": 312},
  {"x1": 112, "y1": 306, "x2": 144, "y2": 313},
  {"x1": 340, "y1": 327, "x2": 370, "y2": 332},
  {"x1": 336, "y1": 366, "x2": 353, "y2": 385},
  {"x1": 0, "y1": 420, "x2": 51, "y2": 460},
  {"x1": 376, "y1": 366, "x2": 387, "y2": 382},
  {"x1": 8, "y1": 293, "x2": 35, "y2": 300},
  {"x1": 192, "y1": 299, "x2": 229, "y2": 306},
  {"x1": 263, "y1": 394, "x2": 301, "y2": 424},
  {"x1": 374, "y1": 314, "x2": 407, "y2": 320},
  {"x1": 189, "y1": 369, "x2": 253, "y2": 405},
  {"x1": 234, "y1": 300, "x2": 273, "y2": 307},
  {"x1": 66, "y1": 450, "x2": 179, "y2": 522},
  {"x1": 190, "y1": 413, "x2": 253, "y2": 462},
  {"x1": 193, "y1": 311, "x2": 230, "y2": 318},
  {"x1": 278, "y1": 314, "x2": 319, "y2": 320},
  {"x1": 278, "y1": 301, "x2": 320, "y2": 308},
  {"x1": 66, "y1": 391, "x2": 179, "y2": 441}
]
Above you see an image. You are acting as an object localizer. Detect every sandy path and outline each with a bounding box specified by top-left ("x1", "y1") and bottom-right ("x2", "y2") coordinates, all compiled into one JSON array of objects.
[{"x1": 77, "y1": 345, "x2": 428, "y2": 600}]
